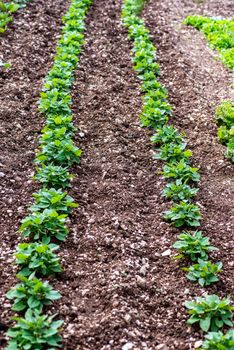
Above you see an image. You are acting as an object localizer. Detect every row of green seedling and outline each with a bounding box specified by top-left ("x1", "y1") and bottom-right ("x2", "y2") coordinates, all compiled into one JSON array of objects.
[
  {"x1": 121, "y1": 0, "x2": 234, "y2": 348},
  {"x1": 0, "y1": 0, "x2": 33, "y2": 34},
  {"x1": 185, "y1": 16, "x2": 234, "y2": 164},
  {"x1": 5, "y1": 0, "x2": 92, "y2": 349}
]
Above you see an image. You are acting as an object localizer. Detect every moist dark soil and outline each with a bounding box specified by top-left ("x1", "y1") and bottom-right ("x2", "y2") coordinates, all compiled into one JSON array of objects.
[{"x1": 0, "y1": 0, "x2": 233, "y2": 349}]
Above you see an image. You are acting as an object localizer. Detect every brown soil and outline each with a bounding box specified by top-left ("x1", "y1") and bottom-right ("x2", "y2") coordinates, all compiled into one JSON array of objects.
[{"x1": 0, "y1": 0, "x2": 233, "y2": 349}]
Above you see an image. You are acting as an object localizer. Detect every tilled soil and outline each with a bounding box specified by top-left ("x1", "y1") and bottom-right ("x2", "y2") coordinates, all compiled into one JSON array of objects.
[{"x1": 0, "y1": 0, "x2": 233, "y2": 349}]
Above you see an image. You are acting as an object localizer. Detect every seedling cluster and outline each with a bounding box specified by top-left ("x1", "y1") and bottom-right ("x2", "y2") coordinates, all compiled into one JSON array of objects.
[
  {"x1": 0, "y1": 0, "x2": 32, "y2": 34},
  {"x1": 185, "y1": 15, "x2": 234, "y2": 70},
  {"x1": 121, "y1": 0, "x2": 232, "y2": 348},
  {"x1": 5, "y1": 0, "x2": 92, "y2": 348}
]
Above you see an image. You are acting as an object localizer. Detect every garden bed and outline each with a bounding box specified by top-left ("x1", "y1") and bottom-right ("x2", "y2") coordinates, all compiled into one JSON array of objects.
[{"x1": 0, "y1": 0, "x2": 233, "y2": 348}]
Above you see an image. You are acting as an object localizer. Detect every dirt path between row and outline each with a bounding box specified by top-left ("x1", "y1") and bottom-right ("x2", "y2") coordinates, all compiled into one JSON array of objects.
[
  {"x1": 0, "y1": 0, "x2": 70, "y2": 346},
  {"x1": 53, "y1": 0, "x2": 234, "y2": 349}
]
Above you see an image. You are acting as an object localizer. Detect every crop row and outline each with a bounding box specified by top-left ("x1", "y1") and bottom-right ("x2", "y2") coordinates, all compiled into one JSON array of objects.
[
  {"x1": 185, "y1": 15, "x2": 234, "y2": 164},
  {"x1": 121, "y1": 0, "x2": 234, "y2": 348},
  {"x1": 0, "y1": 0, "x2": 32, "y2": 34},
  {"x1": 185, "y1": 15, "x2": 234, "y2": 71},
  {"x1": 5, "y1": 0, "x2": 92, "y2": 349}
]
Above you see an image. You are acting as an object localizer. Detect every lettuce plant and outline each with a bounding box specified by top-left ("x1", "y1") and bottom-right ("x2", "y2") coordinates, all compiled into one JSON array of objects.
[
  {"x1": 34, "y1": 165, "x2": 72, "y2": 189},
  {"x1": 30, "y1": 188, "x2": 78, "y2": 214},
  {"x1": 183, "y1": 260, "x2": 222, "y2": 287},
  {"x1": 6, "y1": 309, "x2": 63, "y2": 350},
  {"x1": 164, "y1": 201, "x2": 201, "y2": 227},
  {"x1": 15, "y1": 243, "x2": 62, "y2": 277},
  {"x1": 199, "y1": 330, "x2": 234, "y2": 349},
  {"x1": 173, "y1": 231, "x2": 218, "y2": 261},
  {"x1": 185, "y1": 16, "x2": 234, "y2": 70},
  {"x1": 6, "y1": 274, "x2": 61, "y2": 312},
  {"x1": 185, "y1": 294, "x2": 234, "y2": 332}
]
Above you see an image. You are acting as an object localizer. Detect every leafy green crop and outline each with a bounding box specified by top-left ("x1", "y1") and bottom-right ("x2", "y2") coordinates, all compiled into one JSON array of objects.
[
  {"x1": 34, "y1": 165, "x2": 73, "y2": 189},
  {"x1": 151, "y1": 125, "x2": 184, "y2": 145},
  {"x1": 163, "y1": 181, "x2": 198, "y2": 201},
  {"x1": 15, "y1": 243, "x2": 62, "y2": 277},
  {"x1": 6, "y1": 274, "x2": 61, "y2": 312},
  {"x1": 173, "y1": 231, "x2": 218, "y2": 261},
  {"x1": 199, "y1": 330, "x2": 234, "y2": 349},
  {"x1": 164, "y1": 201, "x2": 201, "y2": 227},
  {"x1": 162, "y1": 160, "x2": 200, "y2": 183},
  {"x1": 20, "y1": 209, "x2": 68, "y2": 242},
  {"x1": 185, "y1": 16, "x2": 234, "y2": 70},
  {"x1": 183, "y1": 260, "x2": 222, "y2": 287},
  {"x1": 6, "y1": 309, "x2": 63, "y2": 350},
  {"x1": 185, "y1": 294, "x2": 234, "y2": 332},
  {"x1": 216, "y1": 100, "x2": 234, "y2": 163},
  {"x1": 154, "y1": 142, "x2": 192, "y2": 163},
  {"x1": 30, "y1": 188, "x2": 77, "y2": 214},
  {"x1": 35, "y1": 138, "x2": 82, "y2": 167}
]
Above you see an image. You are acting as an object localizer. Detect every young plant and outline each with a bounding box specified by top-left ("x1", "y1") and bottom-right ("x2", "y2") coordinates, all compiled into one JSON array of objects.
[
  {"x1": 153, "y1": 142, "x2": 192, "y2": 163},
  {"x1": 19, "y1": 209, "x2": 68, "y2": 242},
  {"x1": 185, "y1": 16, "x2": 234, "y2": 70},
  {"x1": 183, "y1": 260, "x2": 222, "y2": 287},
  {"x1": 39, "y1": 126, "x2": 73, "y2": 145},
  {"x1": 173, "y1": 231, "x2": 218, "y2": 261},
  {"x1": 151, "y1": 125, "x2": 184, "y2": 146},
  {"x1": 6, "y1": 309, "x2": 63, "y2": 350},
  {"x1": 162, "y1": 160, "x2": 200, "y2": 183},
  {"x1": 0, "y1": 60, "x2": 11, "y2": 70},
  {"x1": 35, "y1": 138, "x2": 82, "y2": 167},
  {"x1": 226, "y1": 138, "x2": 234, "y2": 162},
  {"x1": 42, "y1": 115, "x2": 76, "y2": 137},
  {"x1": 34, "y1": 165, "x2": 73, "y2": 189},
  {"x1": 6, "y1": 274, "x2": 61, "y2": 312},
  {"x1": 164, "y1": 201, "x2": 201, "y2": 228},
  {"x1": 162, "y1": 181, "x2": 198, "y2": 201},
  {"x1": 199, "y1": 330, "x2": 234, "y2": 350},
  {"x1": 185, "y1": 294, "x2": 234, "y2": 332},
  {"x1": 30, "y1": 188, "x2": 78, "y2": 214},
  {"x1": 15, "y1": 243, "x2": 62, "y2": 277}
]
